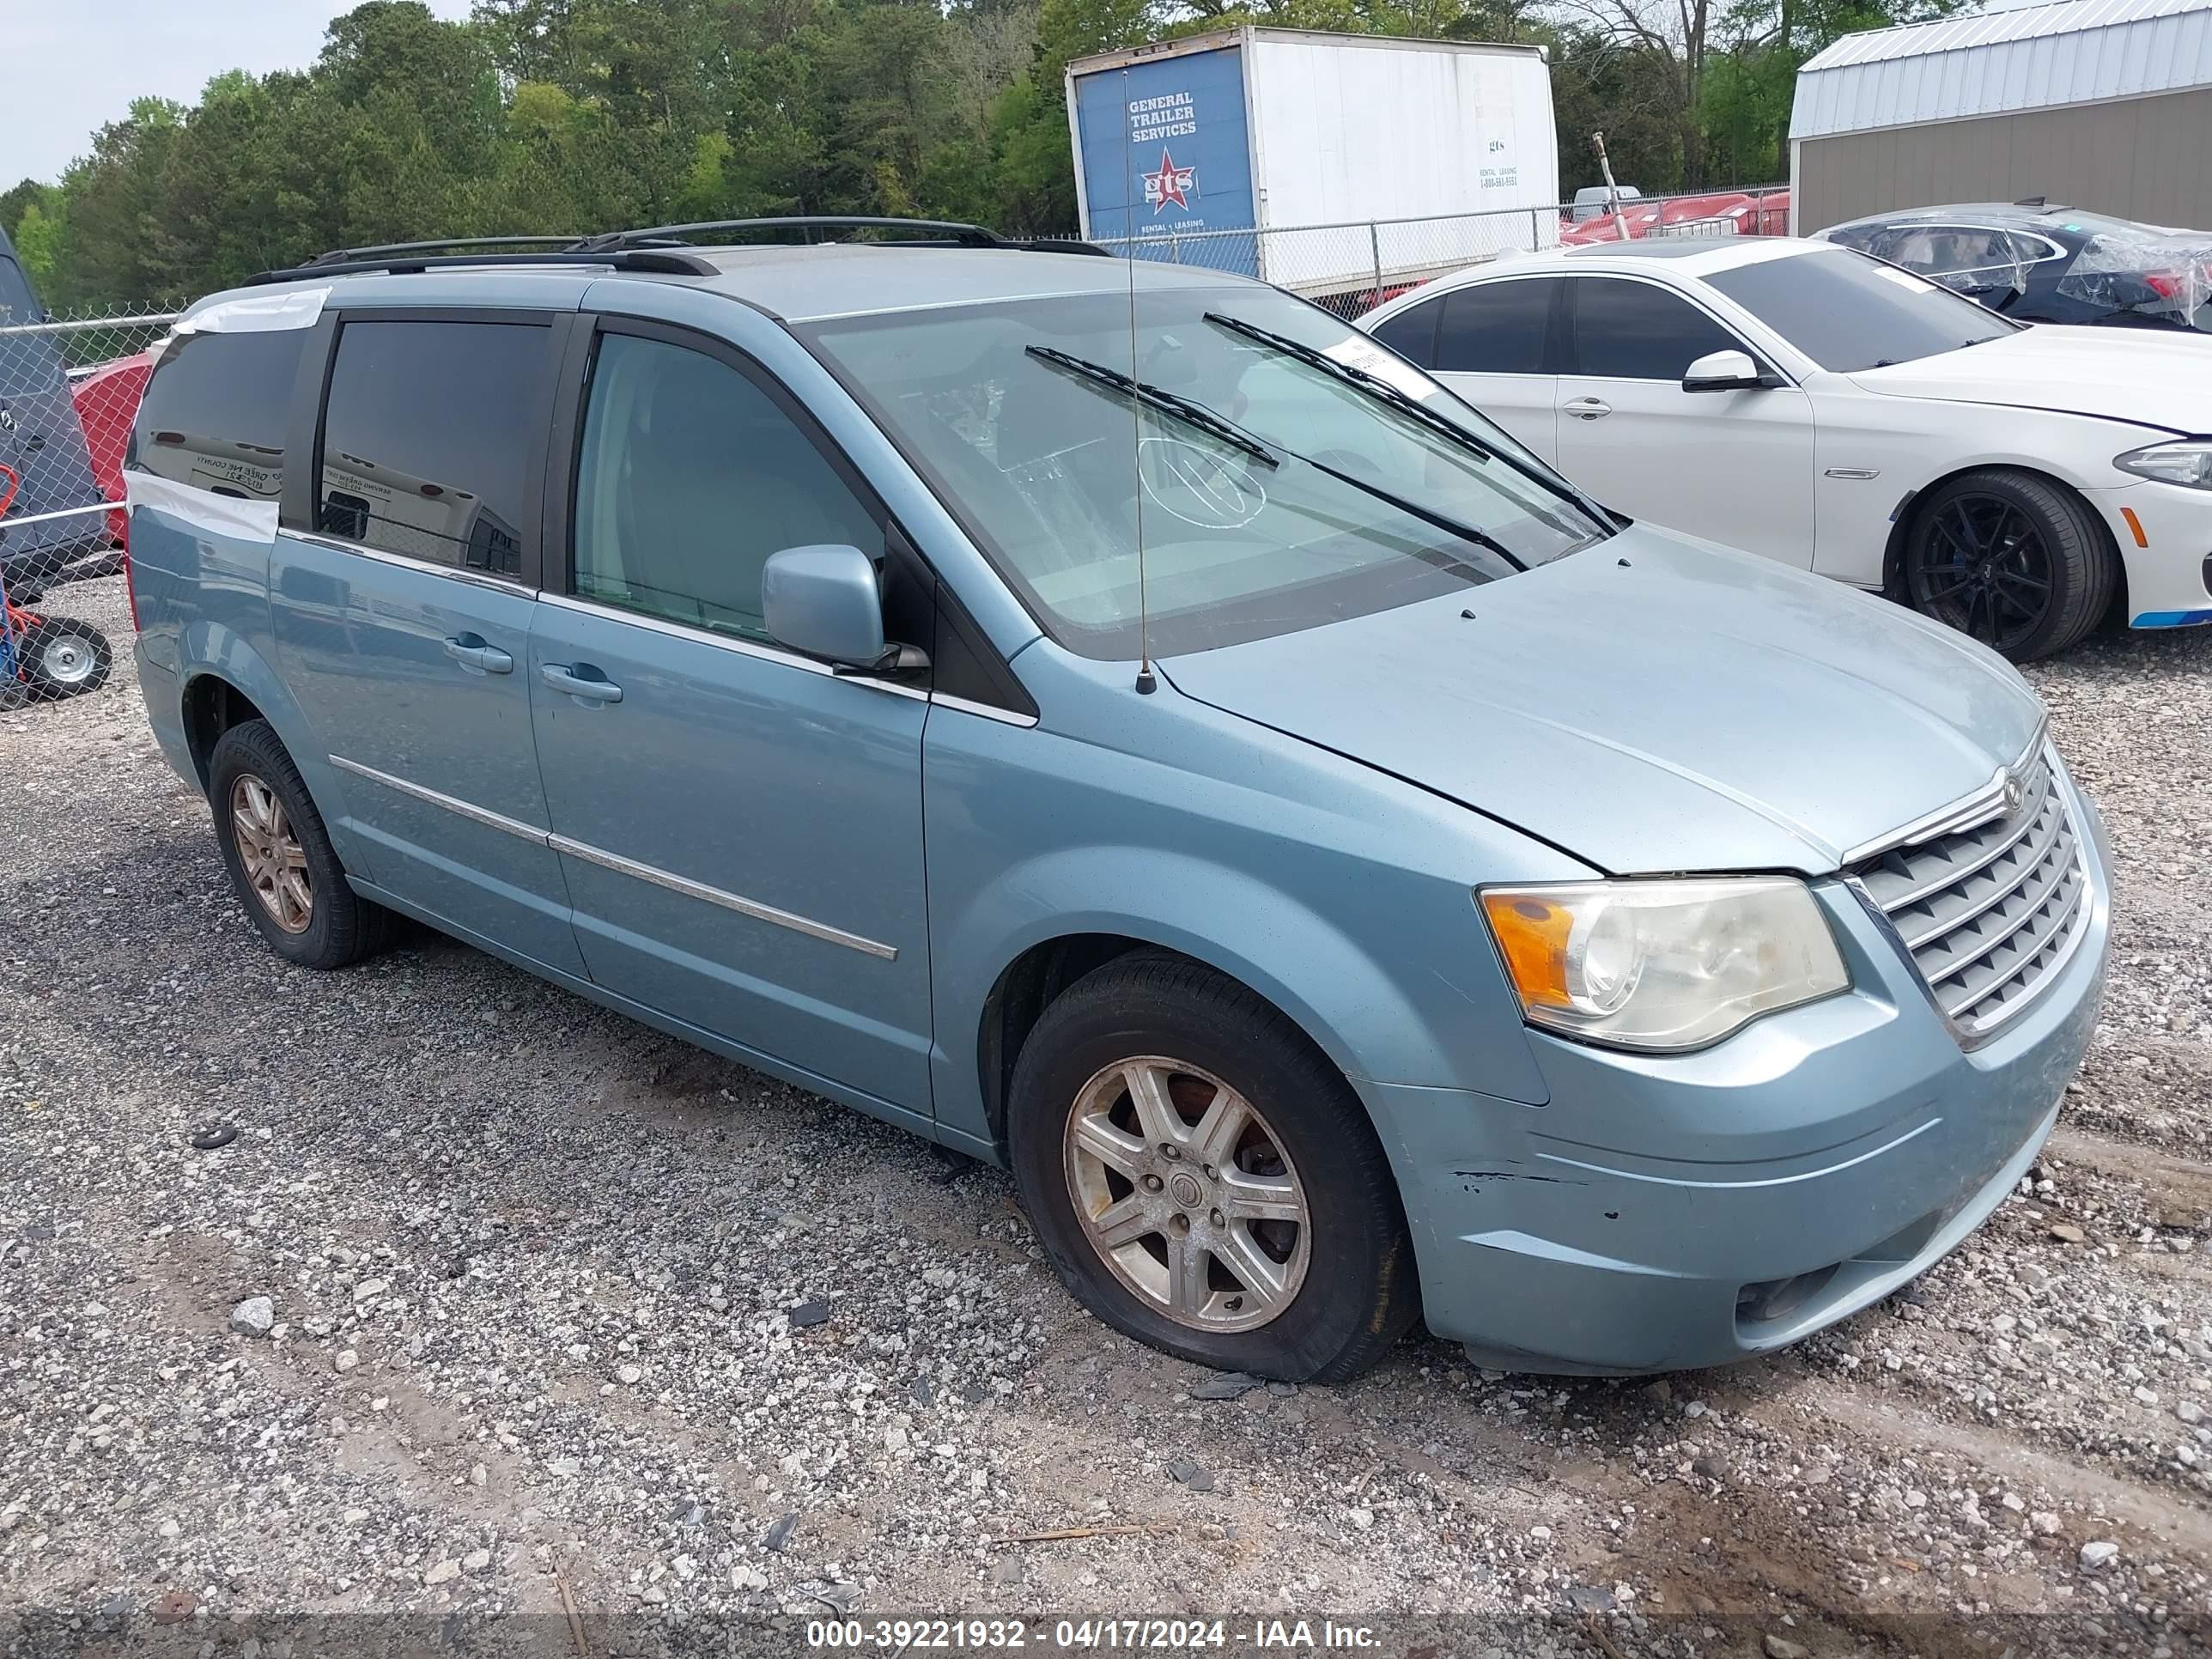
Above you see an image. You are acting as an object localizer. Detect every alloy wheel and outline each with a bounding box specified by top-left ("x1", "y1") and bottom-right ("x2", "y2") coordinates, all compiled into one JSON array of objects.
[
  {"x1": 230, "y1": 774, "x2": 313, "y2": 934},
  {"x1": 1909, "y1": 491, "x2": 2056, "y2": 654},
  {"x1": 1062, "y1": 1057, "x2": 1310, "y2": 1334}
]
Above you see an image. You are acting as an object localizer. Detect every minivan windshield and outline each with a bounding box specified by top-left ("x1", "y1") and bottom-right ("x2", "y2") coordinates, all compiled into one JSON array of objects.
[
  {"x1": 804, "y1": 286, "x2": 1609, "y2": 659},
  {"x1": 1705, "y1": 246, "x2": 2018, "y2": 372}
]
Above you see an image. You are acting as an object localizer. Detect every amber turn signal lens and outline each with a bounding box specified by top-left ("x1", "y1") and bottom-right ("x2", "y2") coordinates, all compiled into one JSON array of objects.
[{"x1": 1480, "y1": 890, "x2": 1577, "y2": 1010}]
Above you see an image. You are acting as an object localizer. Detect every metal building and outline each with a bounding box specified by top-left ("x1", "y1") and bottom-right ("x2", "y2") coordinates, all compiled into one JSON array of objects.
[{"x1": 1790, "y1": 0, "x2": 2212, "y2": 233}]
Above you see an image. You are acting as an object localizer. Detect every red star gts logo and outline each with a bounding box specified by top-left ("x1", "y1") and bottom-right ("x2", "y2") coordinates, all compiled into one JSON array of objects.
[{"x1": 1142, "y1": 149, "x2": 1196, "y2": 214}]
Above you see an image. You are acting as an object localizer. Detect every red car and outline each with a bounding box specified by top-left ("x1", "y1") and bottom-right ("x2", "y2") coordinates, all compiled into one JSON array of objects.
[
  {"x1": 1559, "y1": 190, "x2": 1790, "y2": 246},
  {"x1": 70, "y1": 349, "x2": 155, "y2": 550}
]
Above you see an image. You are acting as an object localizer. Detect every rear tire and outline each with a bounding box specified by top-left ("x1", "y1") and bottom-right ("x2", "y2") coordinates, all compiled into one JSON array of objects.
[
  {"x1": 19, "y1": 617, "x2": 112, "y2": 699},
  {"x1": 1898, "y1": 469, "x2": 2116, "y2": 662},
  {"x1": 1008, "y1": 951, "x2": 1419, "y2": 1382},
  {"x1": 209, "y1": 720, "x2": 392, "y2": 970}
]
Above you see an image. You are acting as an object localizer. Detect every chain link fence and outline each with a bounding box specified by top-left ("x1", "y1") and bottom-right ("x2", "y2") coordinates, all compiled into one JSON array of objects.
[
  {"x1": 1080, "y1": 184, "x2": 1790, "y2": 318},
  {"x1": 0, "y1": 306, "x2": 177, "y2": 705}
]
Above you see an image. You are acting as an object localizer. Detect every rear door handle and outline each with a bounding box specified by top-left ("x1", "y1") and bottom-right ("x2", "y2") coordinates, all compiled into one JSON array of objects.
[
  {"x1": 541, "y1": 663, "x2": 623, "y2": 703},
  {"x1": 1565, "y1": 398, "x2": 1612, "y2": 420},
  {"x1": 442, "y1": 635, "x2": 513, "y2": 675}
]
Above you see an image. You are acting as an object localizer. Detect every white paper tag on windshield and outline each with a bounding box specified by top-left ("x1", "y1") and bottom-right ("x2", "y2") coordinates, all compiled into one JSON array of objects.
[
  {"x1": 1872, "y1": 266, "x2": 1933, "y2": 294},
  {"x1": 1323, "y1": 337, "x2": 1442, "y2": 403}
]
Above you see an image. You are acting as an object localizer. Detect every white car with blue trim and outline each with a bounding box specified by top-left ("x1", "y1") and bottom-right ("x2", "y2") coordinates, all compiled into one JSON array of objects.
[{"x1": 1357, "y1": 236, "x2": 2212, "y2": 659}]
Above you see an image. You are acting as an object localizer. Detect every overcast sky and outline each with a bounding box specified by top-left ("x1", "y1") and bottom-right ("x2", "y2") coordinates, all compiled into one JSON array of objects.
[{"x1": 4, "y1": 0, "x2": 475, "y2": 187}]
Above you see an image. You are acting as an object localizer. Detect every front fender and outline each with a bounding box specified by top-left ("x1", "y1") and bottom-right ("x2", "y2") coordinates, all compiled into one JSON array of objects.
[
  {"x1": 922, "y1": 669, "x2": 1594, "y2": 1154},
  {"x1": 945, "y1": 843, "x2": 1486, "y2": 1104}
]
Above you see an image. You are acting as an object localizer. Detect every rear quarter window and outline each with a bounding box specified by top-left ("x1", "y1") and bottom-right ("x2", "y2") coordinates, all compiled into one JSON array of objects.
[
  {"x1": 130, "y1": 330, "x2": 309, "y2": 500},
  {"x1": 316, "y1": 319, "x2": 551, "y2": 576}
]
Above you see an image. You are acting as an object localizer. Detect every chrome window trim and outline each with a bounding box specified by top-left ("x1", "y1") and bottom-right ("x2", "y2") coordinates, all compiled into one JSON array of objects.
[
  {"x1": 928, "y1": 691, "x2": 1037, "y2": 728},
  {"x1": 1838, "y1": 714, "x2": 2050, "y2": 867},
  {"x1": 325, "y1": 754, "x2": 897, "y2": 959},
  {"x1": 534, "y1": 591, "x2": 928, "y2": 701},
  {"x1": 287, "y1": 530, "x2": 539, "y2": 600}
]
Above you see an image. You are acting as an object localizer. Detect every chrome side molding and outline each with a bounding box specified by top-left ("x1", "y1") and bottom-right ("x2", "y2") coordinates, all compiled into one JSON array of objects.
[{"x1": 325, "y1": 754, "x2": 898, "y2": 960}]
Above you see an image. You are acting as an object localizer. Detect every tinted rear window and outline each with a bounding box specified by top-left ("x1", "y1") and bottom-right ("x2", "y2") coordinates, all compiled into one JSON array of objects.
[
  {"x1": 1704, "y1": 249, "x2": 2015, "y2": 371},
  {"x1": 318, "y1": 319, "x2": 550, "y2": 574},
  {"x1": 131, "y1": 330, "x2": 308, "y2": 499},
  {"x1": 1370, "y1": 297, "x2": 1440, "y2": 368},
  {"x1": 1436, "y1": 278, "x2": 1556, "y2": 374}
]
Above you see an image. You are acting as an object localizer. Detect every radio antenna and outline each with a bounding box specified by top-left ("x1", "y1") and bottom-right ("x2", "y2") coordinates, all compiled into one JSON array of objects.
[{"x1": 1124, "y1": 68, "x2": 1157, "y2": 695}]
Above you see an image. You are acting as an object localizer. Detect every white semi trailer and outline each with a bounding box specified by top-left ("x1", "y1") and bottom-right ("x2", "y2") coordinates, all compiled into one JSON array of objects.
[{"x1": 1066, "y1": 27, "x2": 1561, "y2": 306}]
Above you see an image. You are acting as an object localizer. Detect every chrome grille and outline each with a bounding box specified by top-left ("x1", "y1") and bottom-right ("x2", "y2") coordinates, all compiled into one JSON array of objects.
[{"x1": 1853, "y1": 749, "x2": 2090, "y2": 1042}]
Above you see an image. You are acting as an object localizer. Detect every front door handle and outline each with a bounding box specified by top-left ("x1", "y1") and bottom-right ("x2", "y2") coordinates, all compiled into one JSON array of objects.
[
  {"x1": 442, "y1": 635, "x2": 513, "y2": 675},
  {"x1": 541, "y1": 663, "x2": 623, "y2": 703},
  {"x1": 1565, "y1": 398, "x2": 1612, "y2": 421}
]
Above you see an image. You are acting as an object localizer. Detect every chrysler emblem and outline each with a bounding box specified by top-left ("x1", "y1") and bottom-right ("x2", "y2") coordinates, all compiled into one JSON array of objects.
[{"x1": 2000, "y1": 769, "x2": 2025, "y2": 815}]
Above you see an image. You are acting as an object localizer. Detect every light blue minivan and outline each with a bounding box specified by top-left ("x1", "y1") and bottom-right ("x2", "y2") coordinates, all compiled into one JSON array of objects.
[{"x1": 126, "y1": 220, "x2": 2111, "y2": 1380}]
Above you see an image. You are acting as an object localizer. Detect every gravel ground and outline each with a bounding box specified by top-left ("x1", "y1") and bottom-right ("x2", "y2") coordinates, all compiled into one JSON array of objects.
[{"x1": 3, "y1": 580, "x2": 2210, "y2": 1657}]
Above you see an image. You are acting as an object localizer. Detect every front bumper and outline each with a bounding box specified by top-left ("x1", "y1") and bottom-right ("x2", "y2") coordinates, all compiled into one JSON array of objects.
[
  {"x1": 1362, "y1": 776, "x2": 2112, "y2": 1376},
  {"x1": 2084, "y1": 478, "x2": 2212, "y2": 628}
]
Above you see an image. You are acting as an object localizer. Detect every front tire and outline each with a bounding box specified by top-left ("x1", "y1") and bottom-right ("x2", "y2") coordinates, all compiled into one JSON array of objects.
[
  {"x1": 1008, "y1": 952, "x2": 1419, "y2": 1382},
  {"x1": 208, "y1": 720, "x2": 392, "y2": 969},
  {"x1": 1899, "y1": 470, "x2": 2116, "y2": 661}
]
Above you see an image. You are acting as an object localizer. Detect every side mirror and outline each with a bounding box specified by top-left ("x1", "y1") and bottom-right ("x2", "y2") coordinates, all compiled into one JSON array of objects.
[
  {"x1": 761, "y1": 544, "x2": 891, "y2": 669},
  {"x1": 1681, "y1": 349, "x2": 1771, "y2": 393}
]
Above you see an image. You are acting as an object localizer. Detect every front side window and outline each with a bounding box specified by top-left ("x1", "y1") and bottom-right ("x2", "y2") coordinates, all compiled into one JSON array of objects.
[
  {"x1": 1437, "y1": 279, "x2": 1557, "y2": 374},
  {"x1": 131, "y1": 329, "x2": 307, "y2": 500},
  {"x1": 317, "y1": 319, "x2": 550, "y2": 574},
  {"x1": 1570, "y1": 278, "x2": 1741, "y2": 380},
  {"x1": 803, "y1": 286, "x2": 1607, "y2": 660},
  {"x1": 570, "y1": 332, "x2": 879, "y2": 641},
  {"x1": 1704, "y1": 246, "x2": 2017, "y2": 372}
]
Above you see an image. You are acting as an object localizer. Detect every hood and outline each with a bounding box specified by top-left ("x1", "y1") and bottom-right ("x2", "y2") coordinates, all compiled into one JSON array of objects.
[
  {"x1": 1161, "y1": 532, "x2": 2043, "y2": 877},
  {"x1": 1849, "y1": 325, "x2": 2212, "y2": 434}
]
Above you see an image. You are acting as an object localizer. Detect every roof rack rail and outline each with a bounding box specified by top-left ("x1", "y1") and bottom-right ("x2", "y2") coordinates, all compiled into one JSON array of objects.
[
  {"x1": 1019, "y1": 236, "x2": 1116, "y2": 258},
  {"x1": 243, "y1": 248, "x2": 720, "y2": 286},
  {"x1": 574, "y1": 215, "x2": 1011, "y2": 252},
  {"x1": 303, "y1": 235, "x2": 586, "y2": 266}
]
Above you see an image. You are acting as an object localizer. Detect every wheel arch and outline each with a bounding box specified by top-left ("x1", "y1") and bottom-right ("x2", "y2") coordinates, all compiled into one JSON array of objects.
[
  {"x1": 1881, "y1": 462, "x2": 2127, "y2": 624},
  {"x1": 978, "y1": 933, "x2": 1322, "y2": 1156},
  {"x1": 180, "y1": 673, "x2": 271, "y2": 793}
]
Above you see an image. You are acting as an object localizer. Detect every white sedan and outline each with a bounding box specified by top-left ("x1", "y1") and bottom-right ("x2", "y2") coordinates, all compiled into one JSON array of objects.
[{"x1": 1356, "y1": 237, "x2": 2212, "y2": 659}]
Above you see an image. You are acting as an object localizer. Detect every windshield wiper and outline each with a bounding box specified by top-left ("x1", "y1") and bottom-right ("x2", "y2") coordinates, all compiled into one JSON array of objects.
[
  {"x1": 1024, "y1": 346, "x2": 1279, "y2": 470},
  {"x1": 1203, "y1": 311, "x2": 1491, "y2": 459},
  {"x1": 1025, "y1": 344, "x2": 1525, "y2": 573},
  {"x1": 1288, "y1": 450, "x2": 1526, "y2": 573},
  {"x1": 1201, "y1": 311, "x2": 1617, "y2": 534}
]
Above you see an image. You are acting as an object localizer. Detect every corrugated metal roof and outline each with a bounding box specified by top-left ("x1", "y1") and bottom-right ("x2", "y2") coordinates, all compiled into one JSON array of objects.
[{"x1": 1792, "y1": 0, "x2": 2212, "y2": 139}]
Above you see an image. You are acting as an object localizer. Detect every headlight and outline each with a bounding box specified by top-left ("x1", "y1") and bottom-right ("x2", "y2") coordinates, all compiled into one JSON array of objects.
[
  {"x1": 1478, "y1": 878, "x2": 1850, "y2": 1052},
  {"x1": 2115, "y1": 440, "x2": 2212, "y2": 489}
]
